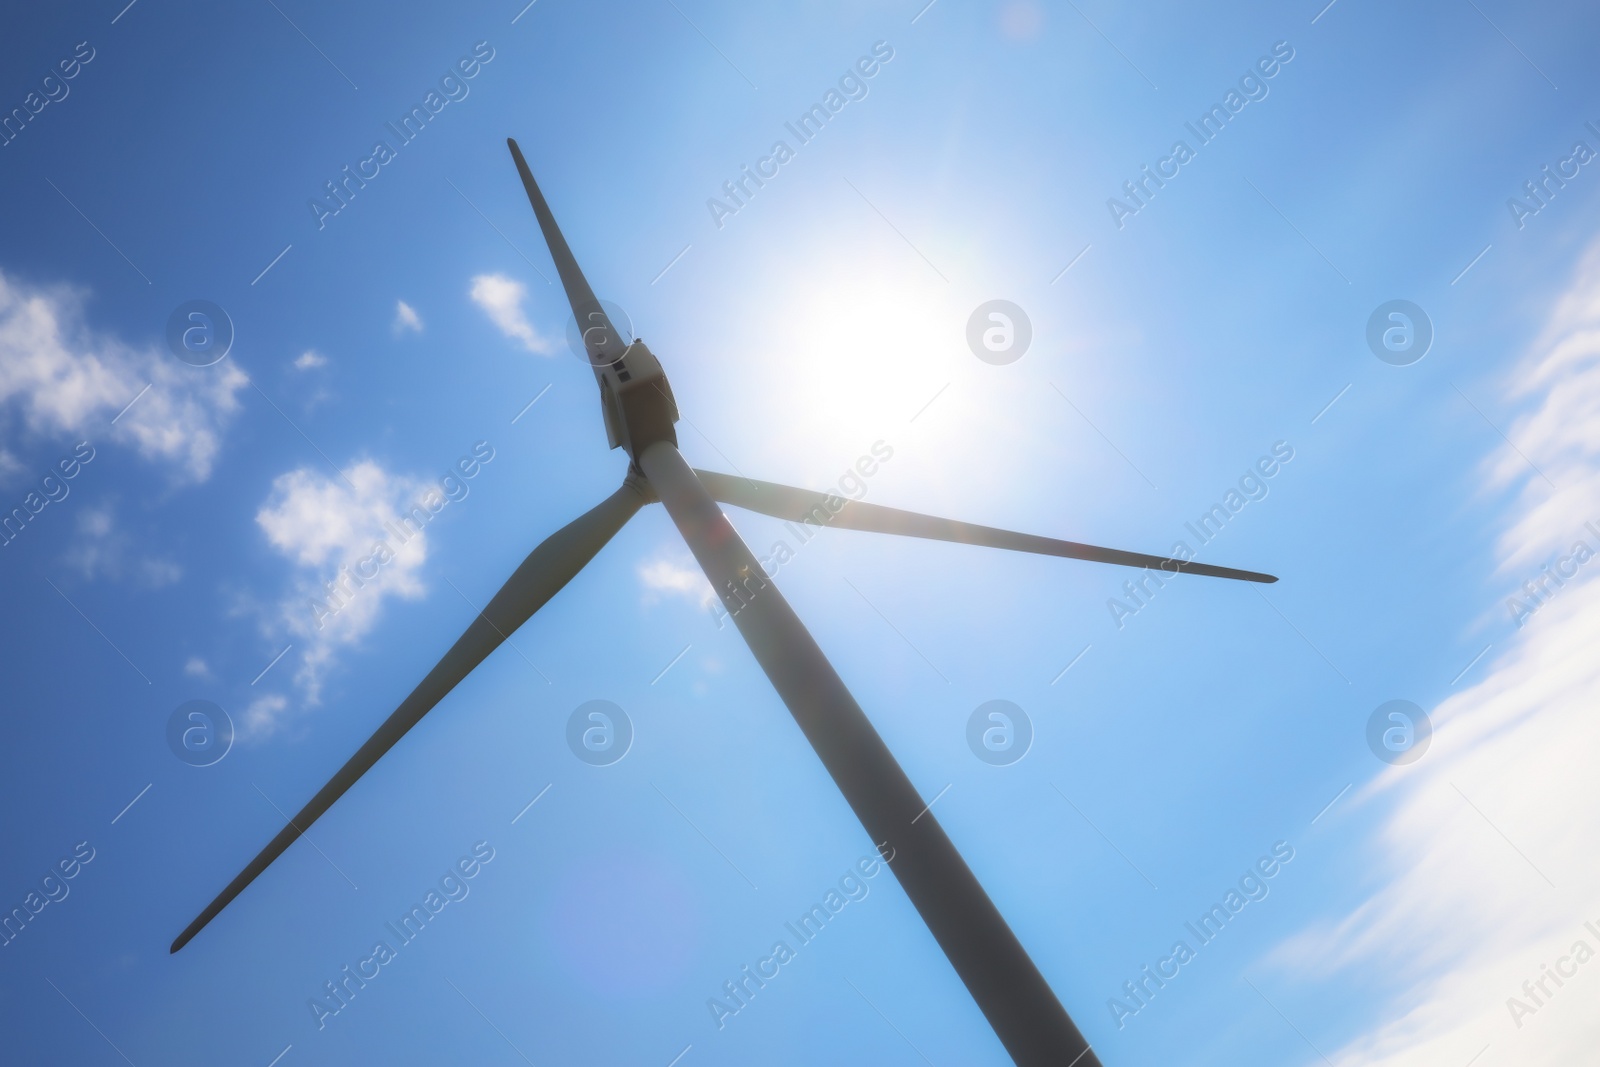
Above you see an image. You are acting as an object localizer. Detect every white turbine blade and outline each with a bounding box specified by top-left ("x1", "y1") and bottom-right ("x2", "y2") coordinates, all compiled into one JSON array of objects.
[
  {"x1": 171, "y1": 476, "x2": 651, "y2": 953},
  {"x1": 643, "y1": 442, "x2": 1101, "y2": 1067},
  {"x1": 696, "y1": 469, "x2": 1277, "y2": 583}
]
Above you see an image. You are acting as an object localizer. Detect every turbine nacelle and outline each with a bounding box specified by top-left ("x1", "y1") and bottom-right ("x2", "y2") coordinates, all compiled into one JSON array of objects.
[{"x1": 594, "y1": 339, "x2": 678, "y2": 461}]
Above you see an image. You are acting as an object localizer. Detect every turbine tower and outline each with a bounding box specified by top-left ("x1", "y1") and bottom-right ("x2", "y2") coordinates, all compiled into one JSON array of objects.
[{"x1": 172, "y1": 138, "x2": 1277, "y2": 1067}]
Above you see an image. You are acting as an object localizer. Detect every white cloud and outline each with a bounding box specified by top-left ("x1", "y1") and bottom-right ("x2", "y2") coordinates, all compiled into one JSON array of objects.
[
  {"x1": 256, "y1": 459, "x2": 435, "y2": 701},
  {"x1": 470, "y1": 273, "x2": 555, "y2": 354},
  {"x1": 1269, "y1": 238, "x2": 1600, "y2": 1066},
  {"x1": 183, "y1": 656, "x2": 210, "y2": 677},
  {"x1": 0, "y1": 448, "x2": 23, "y2": 485},
  {"x1": 0, "y1": 270, "x2": 247, "y2": 481},
  {"x1": 239, "y1": 693, "x2": 290, "y2": 742},
  {"x1": 637, "y1": 553, "x2": 714, "y2": 609},
  {"x1": 294, "y1": 350, "x2": 326, "y2": 370},
  {"x1": 392, "y1": 300, "x2": 423, "y2": 335}
]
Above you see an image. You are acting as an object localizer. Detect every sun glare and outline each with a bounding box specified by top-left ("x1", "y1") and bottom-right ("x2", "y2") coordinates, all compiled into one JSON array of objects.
[{"x1": 736, "y1": 263, "x2": 962, "y2": 471}]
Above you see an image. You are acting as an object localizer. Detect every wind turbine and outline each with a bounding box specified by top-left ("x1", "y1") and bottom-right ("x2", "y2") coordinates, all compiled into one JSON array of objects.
[{"x1": 171, "y1": 138, "x2": 1277, "y2": 1067}]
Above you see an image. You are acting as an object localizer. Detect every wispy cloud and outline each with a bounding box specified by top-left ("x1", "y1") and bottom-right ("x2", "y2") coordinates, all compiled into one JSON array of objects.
[
  {"x1": 637, "y1": 553, "x2": 714, "y2": 609},
  {"x1": 239, "y1": 692, "x2": 291, "y2": 743},
  {"x1": 0, "y1": 270, "x2": 246, "y2": 481},
  {"x1": 62, "y1": 504, "x2": 182, "y2": 587},
  {"x1": 470, "y1": 273, "x2": 554, "y2": 354},
  {"x1": 256, "y1": 459, "x2": 432, "y2": 702},
  {"x1": 392, "y1": 299, "x2": 423, "y2": 335},
  {"x1": 294, "y1": 349, "x2": 327, "y2": 370},
  {"x1": 1268, "y1": 236, "x2": 1600, "y2": 1066}
]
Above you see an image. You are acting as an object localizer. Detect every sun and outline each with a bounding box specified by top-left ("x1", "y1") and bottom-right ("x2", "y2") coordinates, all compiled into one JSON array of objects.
[{"x1": 732, "y1": 260, "x2": 960, "y2": 468}]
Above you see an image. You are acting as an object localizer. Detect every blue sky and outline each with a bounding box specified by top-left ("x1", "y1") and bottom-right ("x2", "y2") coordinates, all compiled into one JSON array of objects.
[{"x1": 4, "y1": 0, "x2": 1600, "y2": 1064}]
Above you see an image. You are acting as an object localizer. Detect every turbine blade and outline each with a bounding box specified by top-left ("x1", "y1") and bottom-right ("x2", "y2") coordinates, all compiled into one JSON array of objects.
[
  {"x1": 506, "y1": 137, "x2": 627, "y2": 364},
  {"x1": 171, "y1": 476, "x2": 651, "y2": 953},
  {"x1": 642, "y1": 442, "x2": 1100, "y2": 1067},
  {"x1": 696, "y1": 469, "x2": 1276, "y2": 583}
]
